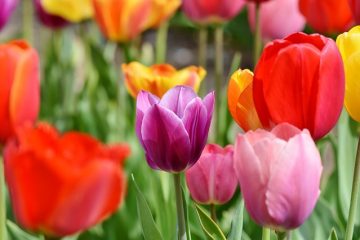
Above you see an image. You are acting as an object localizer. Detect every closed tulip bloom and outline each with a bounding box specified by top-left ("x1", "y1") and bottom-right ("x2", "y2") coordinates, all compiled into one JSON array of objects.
[
  {"x1": 5, "y1": 123, "x2": 130, "y2": 237},
  {"x1": 41, "y1": 0, "x2": 93, "y2": 22},
  {"x1": 336, "y1": 26, "x2": 360, "y2": 122},
  {"x1": 349, "y1": 0, "x2": 360, "y2": 24},
  {"x1": 247, "y1": 0, "x2": 305, "y2": 41},
  {"x1": 136, "y1": 86, "x2": 214, "y2": 172},
  {"x1": 246, "y1": 0, "x2": 272, "y2": 3},
  {"x1": 122, "y1": 62, "x2": 206, "y2": 98},
  {"x1": 228, "y1": 69, "x2": 262, "y2": 132},
  {"x1": 234, "y1": 123, "x2": 322, "y2": 230},
  {"x1": 253, "y1": 32, "x2": 345, "y2": 140},
  {"x1": 0, "y1": 40, "x2": 40, "y2": 144},
  {"x1": 0, "y1": 0, "x2": 17, "y2": 30},
  {"x1": 34, "y1": 0, "x2": 69, "y2": 29},
  {"x1": 186, "y1": 144, "x2": 237, "y2": 205},
  {"x1": 299, "y1": 0, "x2": 353, "y2": 34},
  {"x1": 92, "y1": 0, "x2": 151, "y2": 42},
  {"x1": 182, "y1": 0, "x2": 245, "y2": 24},
  {"x1": 145, "y1": 0, "x2": 181, "y2": 28}
]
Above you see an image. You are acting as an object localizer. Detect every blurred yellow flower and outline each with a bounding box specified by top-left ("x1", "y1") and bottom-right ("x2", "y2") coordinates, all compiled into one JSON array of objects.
[
  {"x1": 336, "y1": 26, "x2": 360, "y2": 122},
  {"x1": 122, "y1": 62, "x2": 206, "y2": 98},
  {"x1": 145, "y1": 0, "x2": 181, "y2": 28},
  {"x1": 41, "y1": 0, "x2": 93, "y2": 22}
]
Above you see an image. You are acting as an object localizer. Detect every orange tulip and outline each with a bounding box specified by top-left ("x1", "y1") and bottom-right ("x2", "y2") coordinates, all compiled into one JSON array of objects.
[
  {"x1": 122, "y1": 62, "x2": 206, "y2": 97},
  {"x1": 92, "y1": 0, "x2": 151, "y2": 42},
  {"x1": 0, "y1": 40, "x2": 40, "y2": 144},
  {"x1": 145, "y1": 0, "x2": 181, "y2": 28},
  {"x1": 227, "y1": 69, "x2": 262, "y2": 131},
  {"x1": 4, "y1": 123, "x2": 130, "y2": 237}
]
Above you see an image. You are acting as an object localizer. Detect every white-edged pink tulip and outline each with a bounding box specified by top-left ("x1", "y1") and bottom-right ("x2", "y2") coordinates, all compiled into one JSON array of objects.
[{"x1": 234, "y1": 123, "x2": 322, "y2": 230}]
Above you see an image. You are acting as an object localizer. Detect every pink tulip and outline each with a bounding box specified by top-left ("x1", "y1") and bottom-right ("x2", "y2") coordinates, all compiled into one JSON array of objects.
[
  {"x1": 185, "y1": 144, "x2": 237, "y2": 205},
  {"x1": 234, "y1": 123, "x2": 322, "y2": 230},
  {"x1": 248, "y1": 0, "x2": 305, "y2": 41}
]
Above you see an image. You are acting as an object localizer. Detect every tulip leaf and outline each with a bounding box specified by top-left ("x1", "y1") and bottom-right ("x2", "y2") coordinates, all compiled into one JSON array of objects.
[
  {"x1": 7, "y1": 221, "x2": 42, "y2": 240},
  {"x1": 228, "y1": 198, "x2": 244, "y2": 240},
  {"x1": 181, "y1": 187, "x2": 192, "y2": 240},
  {"x1": 194, "y1": 204, "x2": 226, "y2": 240},
  {"x1": 327, "y1": 228, "x2": 338, "y2": 240},
  {"x1": 132, "y1": 175, "x2": 163, "y2": 240}
]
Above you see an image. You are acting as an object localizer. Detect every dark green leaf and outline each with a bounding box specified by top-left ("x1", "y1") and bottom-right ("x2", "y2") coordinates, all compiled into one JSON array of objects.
[{"x1": 327, "y1": 228, "x2": 338, "y2": 240}]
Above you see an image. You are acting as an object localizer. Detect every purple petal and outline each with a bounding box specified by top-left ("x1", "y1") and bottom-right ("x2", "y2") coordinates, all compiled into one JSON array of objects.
[
  {"x1": 0, "y1": 0, "x2": 18, "y2": 30},
  {"x1": 159, "y1": 86, "x2": 197, "y2": 118},
  {"x1": 182, "y1": 97, "x2": 209, "y2": 166},
  {"x1": 136, "y1": 91, "x2": 159, "y2": 146},
  {"x1": 202, "y1": 91, "x2": 215, "y2": 132},
  {"x1": 141, "y1": 104, "x2": 191, "y2": 172},
  {"x1": 34, "y1": 0, "x2": 69, "y2": 29}
]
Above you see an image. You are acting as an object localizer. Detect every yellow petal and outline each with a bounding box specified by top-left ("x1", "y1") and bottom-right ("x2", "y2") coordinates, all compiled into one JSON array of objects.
[
  {"x1": 145, "y1": 0, "x2": 181, "y2": 28},
  {"x1": 344, "y1": 52, "x2": 360, "y2": 122},
  {"x1": 41, "y1": 0, "x2": 93, "y2": 22}
]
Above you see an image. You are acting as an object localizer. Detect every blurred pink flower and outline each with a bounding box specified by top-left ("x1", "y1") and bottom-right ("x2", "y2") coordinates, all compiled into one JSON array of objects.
[
  {"x1": 0, "y1": 0, "x2": 18, "y2": 30},
  {"x1": 186, "y1": 144, "x2": 237, "y2": 205},
  {"x1": 248, "y1": 0, "x2": 305, "y2": 41},
  {"x1": 234, "y1": 123, "x2": 322, "y2": 230}
]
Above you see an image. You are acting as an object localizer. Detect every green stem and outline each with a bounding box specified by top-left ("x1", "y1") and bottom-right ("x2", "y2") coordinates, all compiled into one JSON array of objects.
[
  {"x1": 198, "y1": 26, "x2": 208, "y2": 68},
  {"x1": 121, "y1": 43, "x2": 134, "y2": 63},
  {"x1": 345, "y1": 136, "x2": 360, "y2": 240},
  {"x1": 276, "y1": 231, "x2": 290, "y2": 240},
  {"x1": 173, "y1": 174, "x2": 187, "y2": 240},
  {"x1": 262, "y1": 227, "x2": 271, "y2": 240},
  {"x1": 253, "y1": 3, "x2": 262, "y2": 68},
  {"x1": 22, "y1": 0, "x2": 33, "y2": 43},
  {"x1": 155, "y1": 21, "x2": 169, "y2": 64},
  {"x1": 210, "y1": 204, "x2": 217, "y2": 223},
  {"x1": 214, "y1": 26, "x2": 224, "y2": 141},
  {"x1": 0, "y1": 157, "x2": 6, "y2": 240}
]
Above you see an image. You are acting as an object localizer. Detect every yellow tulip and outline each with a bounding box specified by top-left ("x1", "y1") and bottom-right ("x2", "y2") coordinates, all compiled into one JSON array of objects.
[
  {"x1": 336, "y1": 26, "x2": 360, "y2": 122},
  {"x1": 122, "y1": 62, "x2": 206, "y2": 98},
  {"x1": 41, "y1": 0, "x2": 93, "y2": 22},
  {"x1": 145, "y1": 0, "x2": 181, "y2": 28}
]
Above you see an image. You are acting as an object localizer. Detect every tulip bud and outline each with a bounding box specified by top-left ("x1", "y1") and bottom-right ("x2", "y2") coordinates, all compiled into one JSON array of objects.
[
  {"x1": 0, "y1": 0, "x2": 17, "y2": 30},
  {"x1": 4, "y1": 123, "x2": 130, "y2": 237},
  {"x1": 34, "y1": 0, "x2": 69, "y2": 29},
  {"x1": 136, "y1": 86, "x2": 214, "y2": 172},
  {"x1": 253, "y1": 32, "x2": 345, "y2": 140},
  {"x1": 336, "y1": 26, "x2": 360, "y2": 122},
  {"x1": 41, "y1": 0, "x2": 93, "y2": 22},
  {"x1": 186, "y1": 144, "x2": 237, "y2": 205},
  {"x1": 0, "y1": 40, "x2": 40, "y2": 144},
  {"x1": 122, "y1": 62, "x2": 206, "y2": 98},
  {"x1": 234, "y1": 123, "x2": 322, "y2": 230}
]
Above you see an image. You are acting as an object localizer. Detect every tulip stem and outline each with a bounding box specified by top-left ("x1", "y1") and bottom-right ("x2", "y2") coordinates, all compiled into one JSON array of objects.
[
  {"x1": 276, "y1": 231, "x2": 290, "y2": 240},
  {"x1": 214, "y1": 26, "x2": 224, "y2": 141},
  {"x1": 22, "y1": 0, "x2": 33, "y2": 43},
  {"x1": 173, "y1": 174, "x2": 187, "y2": 240},
  {"x1": 156, "y1": 21, "x2": 169, "y2": 64},
  {"x1": 254, "y1": 3, "x2": 262, "y2": 67},
  {"x1": 262, "y1": 227, "x2": 271, "y2": 240},
  {"x1": 210, "y1": 204, "x2": 217, "y2": 222},
  {"x1": 345, "y1": 136, "x2": 360, "y2": 240},
  {"x1": 0, "y1": 157, "x2": 6, "y2": 240},
  {"x1": 198, "y1": 26, "x2": 208, "y2": 68}
]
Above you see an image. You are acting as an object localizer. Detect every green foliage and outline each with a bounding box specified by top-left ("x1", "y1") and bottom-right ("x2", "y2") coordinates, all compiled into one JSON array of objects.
[{"x1": 195, "y1": 204, "x2": 226, "y2": 240}]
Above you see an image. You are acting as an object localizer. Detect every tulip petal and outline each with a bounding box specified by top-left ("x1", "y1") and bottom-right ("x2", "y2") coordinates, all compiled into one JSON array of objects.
[
  {"x1": 141, "y1": 104, "x2": 191, "y2": 172},
  {"x1": 202, "y1": 91, "x2": 215, "y2": 130},
  {"x1": 271, "y1": 122, "x2": 302, "y2": 141}
]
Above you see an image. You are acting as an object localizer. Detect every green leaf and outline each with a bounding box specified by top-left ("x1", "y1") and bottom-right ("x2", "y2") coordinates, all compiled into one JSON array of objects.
[
  {"x1": 7, "y1": 221, "x2": 42, "y2": 240},
  {"x1": 132, "y1": 175, "x2": 163, "y2": 240},
  {"x1": 194, "y1": 204, "x2": 226, "y2": 240},
  {"x1": 327, "y1": 228, "x2": 338, "y2": 240},
  {"x1": 181, "y1": 187, "x2": 191, "y2": 240},
  {"x1": 228, "y1": 199, "x2": 244, "y2": 240}
]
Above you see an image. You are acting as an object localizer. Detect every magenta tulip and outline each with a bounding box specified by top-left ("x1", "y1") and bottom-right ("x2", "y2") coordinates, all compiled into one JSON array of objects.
[
  {"x1": 182, "y1": 0, "x2": 246, "y2": 24},
  {"x1": 234, "y1": 123, "x2": 322, "y2": 230},
  {"x1": 34, "y1": 0, "x2": 69, "y2": 29},
  {"x1": 136, "y1": 86, "x2": 214, "y2": 172},
  {"x1": 185, "y1": 144, "x2": 237, "y2": 205},
  {"x1": 247, "y1": 0, "x2": 305, "y2": 41},
  {"x1": 0, "y1": 0, "x2": 17, "y2": 30}
]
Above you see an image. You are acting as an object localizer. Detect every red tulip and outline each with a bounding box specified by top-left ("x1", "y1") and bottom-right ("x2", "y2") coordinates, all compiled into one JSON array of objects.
[
  {"x1": 253, "y1": 32, "x2": 345, "y2": 140},
  {"x1": 0, "y1": 40, "x2": 40, "y2": 144},
  {"x1": 349, "y1": 0, "x2": 360, "y2": 24},
  {"x1": 299, "y1": 0, "x2": 354, "y2": 34},
  {"x1": 4, "y1": 123, "x2": 130, "y2": 237}
]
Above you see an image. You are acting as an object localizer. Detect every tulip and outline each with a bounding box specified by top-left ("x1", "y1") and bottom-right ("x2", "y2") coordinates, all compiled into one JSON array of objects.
[
  {"x1": 4, "y1": 123, "x2": 130, "y2": 237},
  {"x1": 41, "y1": 0, "x2": 93, "y2": 22},
  {"x1": 247, "y1": 0, "x2": 305, "y2": 41},
  {"x1": 182, "y1": 0, "x2": 246, "y2": 24},
  {"x1": 246, "y1": 0, "x2": 272, "y2": 3},
  {"x1": 92, "y1": 0, "x2": 151, "y2": 42},
  {"x1": 349, "y1": 0, "x2": 360, "y2": 24},
  {"x1": 145, "y1": 0, "x2": 181, "y2": 29},
  {"x1": 0, "y1": 0, "x2": 17, "y2": 30},
  {"x1": 336, "y1": 26, "x2": 360, "y2": 122},
  {"x1": 122, "y1": 62, "x2": 206, "y2": 98},
  {"x1": 234, "y1": 123, "x2": 322, "y2": 230},
  {"x1": 185, "y1": 144, "x2": 237, "y2": 205},
  {"x1": 227, "y1": 69, "x2": 262, "y2": 132},
  {"x1": 299, "y1": 0, "x2": 353, "y2": 34},
  {"x1": 136, "y1": 86, "x2": 214, "y2": 172},
  {"x1": 253, "y1": 32, "x2": 345, "y2": 140},
  {"x1": 0, "y1": 40, "x2": 40, "y2": 144},
  {"x1": 34, "y1": 0, "x2": 69, "y2": 29}
]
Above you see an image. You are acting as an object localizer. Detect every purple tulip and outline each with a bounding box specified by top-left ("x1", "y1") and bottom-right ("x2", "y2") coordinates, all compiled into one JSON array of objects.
[
  {"x1": 0, "y1": 0, "x2": 18, "y2": 30},
  {"x1": 34, "y1": 0, "x2": 69, "y2": 29},
  {"x1": 136, "y1": 86, "x2": 214, "y2": 172}
]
